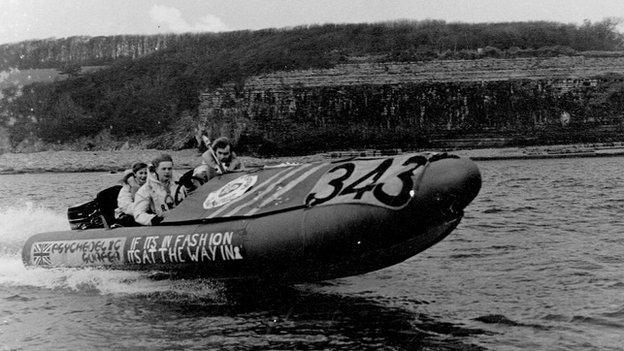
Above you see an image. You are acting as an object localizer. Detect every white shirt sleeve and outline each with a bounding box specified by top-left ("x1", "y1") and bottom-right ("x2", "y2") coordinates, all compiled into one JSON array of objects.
[
  {"x1": 133, "y1": 184, "x2": 155, "y2": 225},
  {"x1": 116, "y1": 184, "x2": 134, "y2": 216}
]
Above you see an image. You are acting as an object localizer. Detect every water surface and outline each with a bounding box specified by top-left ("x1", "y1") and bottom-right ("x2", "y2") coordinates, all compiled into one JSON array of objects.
[{"x1": 1, "y1": 158, "x2": 623, "y2": 350}]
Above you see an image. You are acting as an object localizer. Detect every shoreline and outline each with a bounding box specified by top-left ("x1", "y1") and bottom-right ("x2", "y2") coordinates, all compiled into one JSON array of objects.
[
  {"x1": 0, "y1": 149, "x2": 327, "y2": 175},
  {"x1": 1, "y1": 143, "x2": 624, "y2": 174}
]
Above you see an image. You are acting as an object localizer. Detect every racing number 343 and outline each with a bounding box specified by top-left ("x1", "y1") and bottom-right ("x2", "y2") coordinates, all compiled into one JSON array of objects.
[{"x1": 305, "y1": 155, "x2": 427, "y2": 208}]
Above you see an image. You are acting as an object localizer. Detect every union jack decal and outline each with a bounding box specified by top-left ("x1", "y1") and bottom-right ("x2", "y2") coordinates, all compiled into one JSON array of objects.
[{"x1": 32, "y1": 242, "x2": 52, "y2": 266}]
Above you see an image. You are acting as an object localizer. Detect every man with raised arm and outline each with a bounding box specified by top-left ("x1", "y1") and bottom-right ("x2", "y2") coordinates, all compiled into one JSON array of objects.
[{"x1": 193, "y1": 136, "x2": 244, "y2": 182}]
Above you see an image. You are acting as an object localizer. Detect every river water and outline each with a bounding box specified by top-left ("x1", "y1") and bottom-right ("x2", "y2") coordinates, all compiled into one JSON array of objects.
[{"x1": 0, "y1": 157, "x2": 623, "y2": 350}]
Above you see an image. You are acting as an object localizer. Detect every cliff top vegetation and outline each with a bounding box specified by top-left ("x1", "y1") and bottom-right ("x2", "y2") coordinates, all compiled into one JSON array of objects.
[
  {"x1": 1, "y1": 19, "x2": 623, "y2": 153},
  {"x1": 2, "y1": 19, "x2": 623, "y2": 71}
]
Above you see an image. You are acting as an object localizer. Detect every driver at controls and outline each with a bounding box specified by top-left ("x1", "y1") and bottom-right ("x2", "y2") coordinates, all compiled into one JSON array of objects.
[
  {"x1": 134, "y1": 154, "x2": 186, "y2": 226},
  {"x1": 193, "y1": 136, "x2": 244, "y2": 182}
]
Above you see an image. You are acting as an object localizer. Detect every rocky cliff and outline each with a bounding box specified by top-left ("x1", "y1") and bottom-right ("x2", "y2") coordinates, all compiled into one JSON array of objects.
[{"x1": 199, "y1": 57, "x2": 624, "y2": 154}]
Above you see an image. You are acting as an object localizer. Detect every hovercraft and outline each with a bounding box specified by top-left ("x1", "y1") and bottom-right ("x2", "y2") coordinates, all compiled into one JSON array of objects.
[{"x1": 22, "y1": 152, "x2": 481, "y2": 282}]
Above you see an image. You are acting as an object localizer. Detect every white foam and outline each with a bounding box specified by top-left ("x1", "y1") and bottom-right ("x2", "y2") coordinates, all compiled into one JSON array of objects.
[
  {"x1": 0, "y1": 254, "x2": 224, "y2": 297},
  {"x1": 0, "y1": 202, "x2": 224, "y2": 297},
  {"x1": 0, "y1": 202, "x2": 68, "y2": 252}
]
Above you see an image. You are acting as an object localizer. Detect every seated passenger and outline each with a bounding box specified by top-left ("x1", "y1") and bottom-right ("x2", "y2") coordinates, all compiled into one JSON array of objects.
[
  {"x1": 114, "y1": 162, "x2": 148, "y2": 226},
  {"x1": 134, "y1": 154, "x2": 186, "y2": 226},
  {"x1": 193, "y1": 136, "x2": 244, "y2": 182}
]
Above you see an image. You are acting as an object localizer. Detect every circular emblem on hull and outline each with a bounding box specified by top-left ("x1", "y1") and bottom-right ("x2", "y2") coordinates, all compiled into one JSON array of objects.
[{"x1": 203, "y1": 174, "x2": 258, "y2": 209}]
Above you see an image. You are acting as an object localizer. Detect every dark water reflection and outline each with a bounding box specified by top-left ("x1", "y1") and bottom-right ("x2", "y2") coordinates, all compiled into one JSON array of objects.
[
  {"x1": 1, "y1": 282, "x2": 486, "y2": 351},
  {"x1": 127, "y1": 282, "x2": 486, "y2": 350}
]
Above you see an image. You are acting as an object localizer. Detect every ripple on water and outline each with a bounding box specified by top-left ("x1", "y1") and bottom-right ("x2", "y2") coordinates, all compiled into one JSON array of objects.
[
  {"x1": 482, "y1": 207, "x2": 504, "y2": 214},
  {"x1": 473, "y1": 314, "x2": 550, "y2": 330},
  {"x1": 570, "y1": 315, "x2": 624, "y2": 329},
  {"x1": 601, "y1": 307, "x2": 624, "y2": 318},
  {"x1": 4, "y1": 294, "x2": 32, "y2": 302}
]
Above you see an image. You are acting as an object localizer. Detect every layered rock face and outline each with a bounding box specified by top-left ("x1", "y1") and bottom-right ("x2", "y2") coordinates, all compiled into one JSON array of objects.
[{"x1": 199, "y1": 57, "x2": 624, "y2": 153}]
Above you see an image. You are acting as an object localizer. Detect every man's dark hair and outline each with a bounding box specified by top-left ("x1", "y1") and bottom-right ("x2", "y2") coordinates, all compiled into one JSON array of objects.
[{"x1": 212, "y1": 137, "x2": 232, "y2": 150}]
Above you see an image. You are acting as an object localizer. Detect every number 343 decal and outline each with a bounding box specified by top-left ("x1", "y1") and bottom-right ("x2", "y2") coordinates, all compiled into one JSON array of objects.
[{"x1": 305, "y1": 155, "x2": 428, "y2": 209}]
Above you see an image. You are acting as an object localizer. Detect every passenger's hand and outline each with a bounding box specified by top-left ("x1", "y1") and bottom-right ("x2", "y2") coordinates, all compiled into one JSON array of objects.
[{"x1": 151, "y1": 215, "x2": 164, "y2": 225}]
